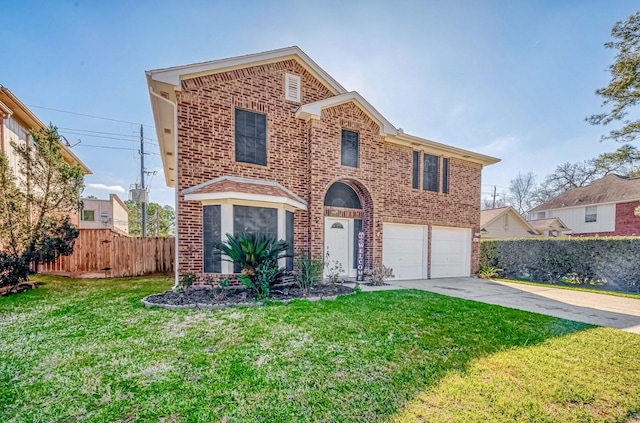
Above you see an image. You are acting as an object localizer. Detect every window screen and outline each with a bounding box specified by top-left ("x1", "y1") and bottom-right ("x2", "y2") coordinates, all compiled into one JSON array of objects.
[
  {"x1": 235, "y1": 109, "x2": 267, "y2": 166},
  {"x1": 423, "y1": 154, "x2": 439, "y2": 192},
  {"x1": 341, "y1": 130, "x2": 359, "y2": 167},
  {"x1": 412, "y1": 151, "x2": 420, "y2": 189},
  {"x1": 203, "y1": 205, "x2": 222, "y2": 273},
  {"x1": 286, "y1": 211, "x2": 294, "y2": 271}
]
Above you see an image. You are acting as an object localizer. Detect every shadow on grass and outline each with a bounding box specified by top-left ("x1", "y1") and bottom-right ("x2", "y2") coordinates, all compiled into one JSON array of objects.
[{"x1": 0, "y1": 279, "x2": 607, "y2": 422}]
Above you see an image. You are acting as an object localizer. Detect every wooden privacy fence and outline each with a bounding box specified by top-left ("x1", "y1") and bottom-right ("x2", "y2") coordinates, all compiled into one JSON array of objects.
[{"x1": 39, "y1": 229, "x2": 174, "y2": 278}]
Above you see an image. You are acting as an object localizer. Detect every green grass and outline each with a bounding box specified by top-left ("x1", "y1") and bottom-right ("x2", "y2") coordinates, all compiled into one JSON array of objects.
[
  {"x1": 496, "y1": 278, "x2": 640, "y2": 299},
  {"x1": 0, "y1": 276, "x2": 639, "y2": 422}
]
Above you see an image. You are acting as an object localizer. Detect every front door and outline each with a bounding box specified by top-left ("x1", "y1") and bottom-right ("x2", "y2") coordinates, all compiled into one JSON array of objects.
[{"x1": 324, "y1": 217, "x2": 350, "y2": 277}]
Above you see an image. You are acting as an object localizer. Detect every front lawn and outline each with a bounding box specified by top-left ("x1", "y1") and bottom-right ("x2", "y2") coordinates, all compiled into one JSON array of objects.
[{"x1": 1, "y1": 276, "x2": 639, "y2": 422}]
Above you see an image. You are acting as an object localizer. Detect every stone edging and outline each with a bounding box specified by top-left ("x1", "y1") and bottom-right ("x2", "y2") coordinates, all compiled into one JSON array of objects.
[{"x1": 141, "y1": 292, "x2": 350, "y2": 311}]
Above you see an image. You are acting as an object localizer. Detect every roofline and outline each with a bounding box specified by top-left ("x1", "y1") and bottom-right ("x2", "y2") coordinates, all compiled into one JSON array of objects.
[
  {"x1": 532, "y1": 197, "x2": 640, "y2": 213},
  {"x1": 110, "y1": 193, "x2": 129, "y2": 213},
  {"x1": 182, "y1": 175, "x2": 308, "y2": 207},
  {"x1": 295, "y1": 91, "x2": 397, "y2": 135},
  {"x1": 481, "y1": 206, "x2": 538, "y2": 232},
  {"x1": 146, "y1": 46, "x2": 347, "y2": 95},
  {"x1": 394, "y1": 132, "x2": 500, "y2": 166},
  {"x1": 0, "y1": 85, "x2": 92, "y2": 174}
]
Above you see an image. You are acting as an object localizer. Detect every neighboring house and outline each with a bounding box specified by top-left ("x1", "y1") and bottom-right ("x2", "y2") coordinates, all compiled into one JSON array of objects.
[
  {"x1": 146, "y1": 46, "x2": 500, "y2": 282},
  {"x1": 529, "y1": 174, "x2": 640, "y2": 236},
  {"x1": 527, "y1": 217, "x2": 570, "y2": 237},
  {"x1": 0, "y1": 85, "x2": 91, "y2": 225},
  {"x1": 80, "y1": 194, "x2": 130, "y2": 235},
  {"x1": 480, "y1": 206, "x2": 538, "y2": 238}
]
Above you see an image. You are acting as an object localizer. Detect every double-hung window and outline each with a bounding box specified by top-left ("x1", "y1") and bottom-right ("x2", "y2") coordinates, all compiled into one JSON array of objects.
[
  {"x1": 585, "y1": 206, "x2": 597, "y2": 223},
  {"x1": 235, "y1": 109, "x2": 267, "y2": 166},
  {"x1": 341, "y1": 130, "x2": 359, "y2": 168}
]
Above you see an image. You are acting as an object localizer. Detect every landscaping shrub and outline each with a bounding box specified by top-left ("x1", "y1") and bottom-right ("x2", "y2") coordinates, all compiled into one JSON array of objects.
[
  {"x1": 480, "y1": 237, "x2": 640, "y2": 292},
  {"x1": 219, "y1": 233, "x2": 289, "y2": 299},
  {"x1": 294, "y1": 253, "x2": 324, "y2": 295}
]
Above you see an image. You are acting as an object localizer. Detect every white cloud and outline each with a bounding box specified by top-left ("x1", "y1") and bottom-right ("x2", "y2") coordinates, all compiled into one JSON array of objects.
[{"x1": 87, "y1": 183, "x2": 125, "y2": 193}]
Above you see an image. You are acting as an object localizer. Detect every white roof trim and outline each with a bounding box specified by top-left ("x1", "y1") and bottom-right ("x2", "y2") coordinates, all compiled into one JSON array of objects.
[
  {"x1": 534, "y1": 198, "x2": 640, "y2": 212},
  {"x1": 481, "y1": 207, "x2": 538, "y2": 233},
  {"x1": 184, "y1": 191, "x2": 307, "y2": 210},
  {"x1": 146, "y1": 46, "x2": 346, "y2": 94},
  {"x1": 295, "y1": 91, "x2": 397, "y2": 136},
  {"x1": 182, "y1": 175, "x2": 307, "y2": 209}
]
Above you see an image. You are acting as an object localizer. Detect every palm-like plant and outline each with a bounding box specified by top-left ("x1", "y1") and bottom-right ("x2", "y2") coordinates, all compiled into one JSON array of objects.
[{"x1": 219, "y1": 233, "x2": 290, "y2": 298}]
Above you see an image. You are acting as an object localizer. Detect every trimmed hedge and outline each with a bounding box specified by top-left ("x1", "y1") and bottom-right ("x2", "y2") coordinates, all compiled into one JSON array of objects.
[{"x1": 480, "y1": 237, "x2": 640, "y2": 293}]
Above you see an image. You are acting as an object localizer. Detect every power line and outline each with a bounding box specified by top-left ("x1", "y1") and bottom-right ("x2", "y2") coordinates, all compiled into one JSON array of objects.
[
  {"x1": 58, "y1": 126, "x2": 158, "y2": 142},
  {"x1": 59, "y1": 130, "x2": 159, "y2": 146},
  {"x1": 74, "y1": 143, "x2": 160, "y2": 154},
  {"x1": 27, "y1": 104, "x2": 155, "y2": 127}
]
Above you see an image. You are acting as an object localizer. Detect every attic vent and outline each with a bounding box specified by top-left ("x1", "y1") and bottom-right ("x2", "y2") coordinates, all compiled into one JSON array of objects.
[
  {"x1": 164, "y1": 128, "x2": 171, "y2": 134},
  {"x1": 285, "y1": 73, "x2": 301, "y2": 103},
  {"x1": 160, "y1": 91, "x2": 170, "y2": 99}
]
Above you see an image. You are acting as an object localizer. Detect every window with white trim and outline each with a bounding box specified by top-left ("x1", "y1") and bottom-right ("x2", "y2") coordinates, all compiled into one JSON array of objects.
[
  {"x1": 285, "y1": 73, "x2": 301, "y2": 103},
  {"x1": 585, "y1": 206, "x2": 597, "y2": 223}
]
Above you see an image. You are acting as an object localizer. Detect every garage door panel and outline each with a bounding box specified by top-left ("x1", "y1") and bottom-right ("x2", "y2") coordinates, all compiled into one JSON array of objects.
[
  {"x1": 383, "y1": 224, "x2": 426, "y2": 280},
  {"x1": 431, "y1": 227, "x2": 471, "y2": 278}
]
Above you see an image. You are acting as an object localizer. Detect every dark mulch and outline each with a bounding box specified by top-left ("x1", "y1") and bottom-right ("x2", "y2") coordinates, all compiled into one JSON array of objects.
[{"x1": 144, "y1": 283, "x2": 354, "y2": 306}]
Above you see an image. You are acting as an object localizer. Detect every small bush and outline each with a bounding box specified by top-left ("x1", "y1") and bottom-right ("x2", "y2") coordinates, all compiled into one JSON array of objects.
[
  {"x1": 324, "y1": 250, "x2": 344, "y2": 284},
  {"x1": 219, "y1": 233, "x2": 289, "y2": 299},
  {"x1": 477, "y1": 266, "x2": 502, "y2": 280},
  {"x1": 295, "y1": 253, "x2": 324, "y2": 295},
  {"x1": 364, "y1": 266, "x2": 394, "y2": 286},
  {"x1": 176, "y1": 272, "x2": 196, "y2": 292}
]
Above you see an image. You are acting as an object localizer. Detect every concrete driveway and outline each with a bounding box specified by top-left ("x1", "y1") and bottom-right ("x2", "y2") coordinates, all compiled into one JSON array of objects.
[{"x1": 369, "y1": 278, "x2": 640, "y2": 334}]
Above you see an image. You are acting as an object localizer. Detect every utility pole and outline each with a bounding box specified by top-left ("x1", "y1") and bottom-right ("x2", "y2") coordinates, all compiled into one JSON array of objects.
[
  {"x1": 140, "y1": 124, "x2": 147, "y2": 237},
  {"x1": 491, "y1": 186, "x2": 497, "y2": 209}
]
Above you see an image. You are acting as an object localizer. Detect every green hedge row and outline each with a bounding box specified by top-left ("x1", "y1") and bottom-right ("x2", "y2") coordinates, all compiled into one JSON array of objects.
[{"x1": 480, "y1": 237, "x2": 640, "y2": 293}]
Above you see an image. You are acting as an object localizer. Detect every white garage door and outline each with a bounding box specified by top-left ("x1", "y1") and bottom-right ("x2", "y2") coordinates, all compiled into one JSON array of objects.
[
  {"x1": 383, "y1": 224, "x2": 427, "y2": 280},
  {"x1": 431, "y1": 227, "x2": 471, "y2": 278}
]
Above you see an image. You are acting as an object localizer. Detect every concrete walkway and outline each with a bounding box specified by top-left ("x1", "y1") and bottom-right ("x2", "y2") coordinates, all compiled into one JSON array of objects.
[{"x1": 351, "y1": 277, "x2": 640, "y2": 334}]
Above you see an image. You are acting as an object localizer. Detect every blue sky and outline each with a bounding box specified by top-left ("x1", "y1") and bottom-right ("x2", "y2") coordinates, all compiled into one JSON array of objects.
[{"x1": 1, "y1": 0, "x2": 637, "y2": 207}]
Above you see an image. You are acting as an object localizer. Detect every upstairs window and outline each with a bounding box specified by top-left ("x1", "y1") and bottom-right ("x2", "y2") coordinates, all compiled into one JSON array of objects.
[
  {"x1": 442, "y1": 157, "x2": 450, "y2": 194},
  {"x1": 423, "y1": 154, "x2": 439, "y2": 192},
  {"x1": 235, "y1": 109, "x2": 267, "y2": 166},
  {"x1": 284, "y1": 73, "x2": 301, "y2": 103},
  {"x1": 82, "y1": 210, "x2": 95, "y2": 221},
  {"x1": 412, "y1": 151, "x2": 420, "y2": 189},
  {"x1": 341, "y1": 130, "x2": 359, "y2": 168},
  {"x1": 585, "y1": 206, "x2": 597, "y2": 223}
]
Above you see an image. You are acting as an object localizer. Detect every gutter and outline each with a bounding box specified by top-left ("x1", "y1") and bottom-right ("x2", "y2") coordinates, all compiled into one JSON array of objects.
[{"x1": 148, "y1": 86, "x2": 179, "y2": 289}]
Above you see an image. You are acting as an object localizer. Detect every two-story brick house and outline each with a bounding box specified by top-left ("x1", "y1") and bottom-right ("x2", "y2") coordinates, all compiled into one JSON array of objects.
[{"x1": 146, "y1": 47, "x2": 499, "y2": 283}]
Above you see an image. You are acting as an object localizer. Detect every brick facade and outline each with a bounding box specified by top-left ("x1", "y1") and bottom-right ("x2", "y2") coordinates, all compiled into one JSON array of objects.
[{"x1": 172, "y1": 58, "x2": 484, "y2": 282}]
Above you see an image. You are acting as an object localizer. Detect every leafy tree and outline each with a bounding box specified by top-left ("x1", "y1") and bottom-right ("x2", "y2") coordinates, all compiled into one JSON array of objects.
[
  {"x1": 125, "y1": 200, "x2": 175, "y2": 237},
  {"x1": 0, "y1": 125, "x2": 84, "y2": 292},
  {"x1": 587, "y1": 12, "x2": 640, "y2": 142}
]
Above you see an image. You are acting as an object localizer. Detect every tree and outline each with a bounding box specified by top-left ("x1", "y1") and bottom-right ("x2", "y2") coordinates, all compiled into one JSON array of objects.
[
  {"x1": 587, "y1": 12, "x2": 640, "y2": 142},
  {"x1": 0, "y1": 125, "x2": 84, "y2": 292},
  {"x1": 508, "y1": 172, "x2": 537, "y2": 215},
  {"x1": 125, "y1": 200, "x2": 175, "y2": 237},
  {"x1": 536, "y1": 145, "x2": 640, "y2": 203}
]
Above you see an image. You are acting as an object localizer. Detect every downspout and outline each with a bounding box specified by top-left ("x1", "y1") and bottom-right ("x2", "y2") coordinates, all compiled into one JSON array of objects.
[{"x1": 148, "y1": 86, "x2": 179, "y2": 289}]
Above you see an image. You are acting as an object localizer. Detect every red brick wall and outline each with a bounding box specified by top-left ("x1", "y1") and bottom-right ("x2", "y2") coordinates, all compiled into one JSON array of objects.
[{"x1": 175, "y1": 59, "x2": 483, "y2": 280}]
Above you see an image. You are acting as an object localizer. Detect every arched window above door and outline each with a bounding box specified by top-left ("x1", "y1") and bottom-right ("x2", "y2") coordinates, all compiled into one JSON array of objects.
[{"x1": 324, "y1": 182, "x2": 362, "y2": 209}]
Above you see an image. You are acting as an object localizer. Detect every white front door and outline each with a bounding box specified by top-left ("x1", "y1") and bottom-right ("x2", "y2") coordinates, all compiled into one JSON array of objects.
[{"x1": 324, "y1": 217, "x2": 351, "y2": 277}]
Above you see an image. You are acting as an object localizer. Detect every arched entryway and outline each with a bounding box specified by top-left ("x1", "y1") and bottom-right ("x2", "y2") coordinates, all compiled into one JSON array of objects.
[{"x1": 323, "y1": 180, "x2": 373, "y2": 279}]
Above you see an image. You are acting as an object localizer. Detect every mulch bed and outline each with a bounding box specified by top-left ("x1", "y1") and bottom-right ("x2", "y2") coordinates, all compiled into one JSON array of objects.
[
  {"x1": 0, "y1": 282, "x2": 37, "y2": 297},
  {"x1": 143, "y1": 283, "x2": 355, "y2": 309}
]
